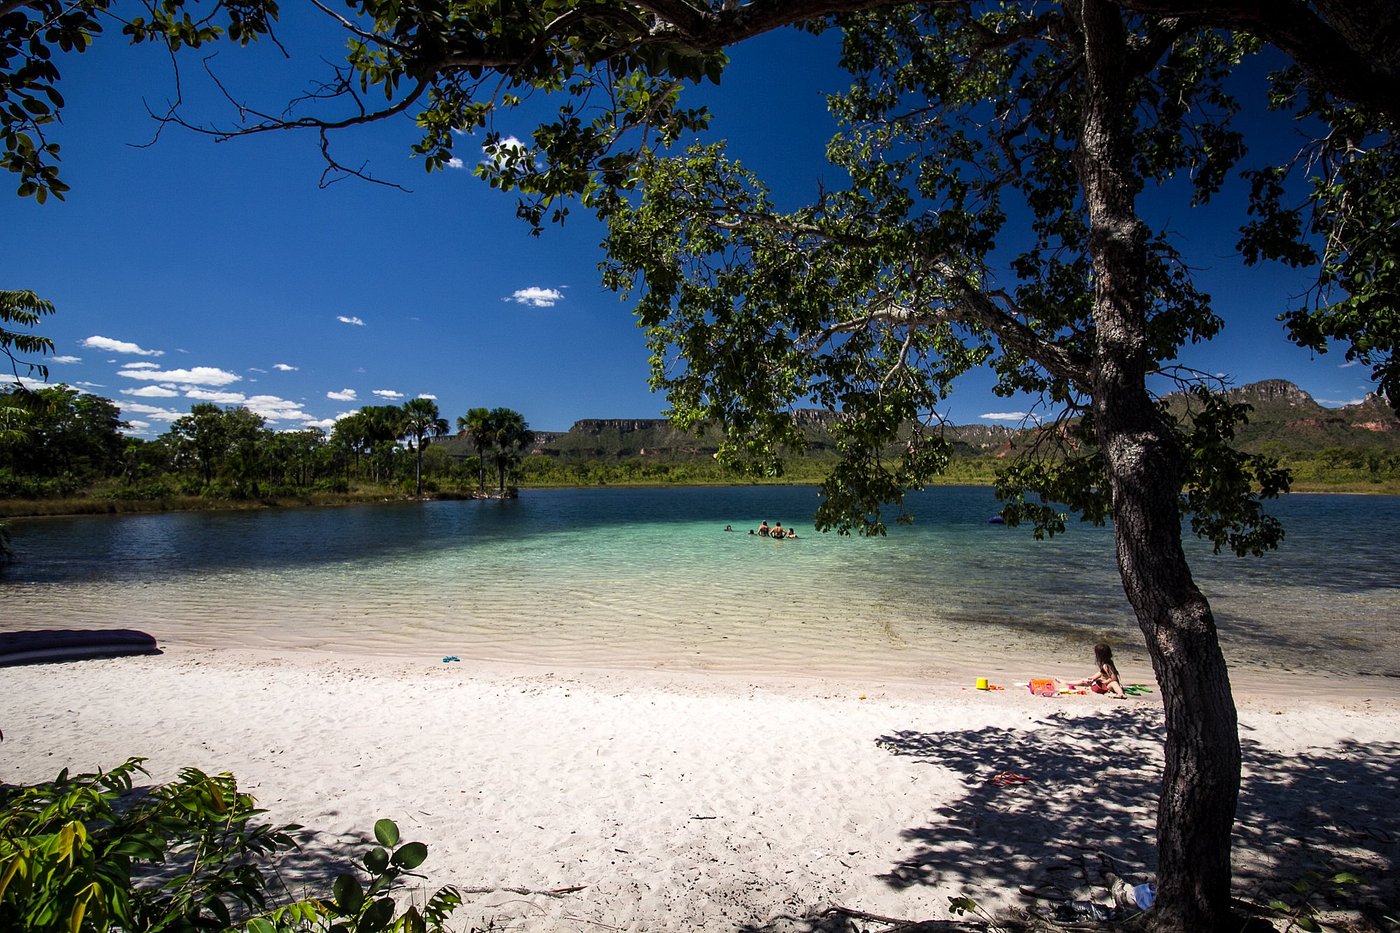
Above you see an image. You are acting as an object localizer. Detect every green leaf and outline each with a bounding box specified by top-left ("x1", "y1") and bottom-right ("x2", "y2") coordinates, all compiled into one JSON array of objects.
[
  {"x1": 373, "y1": 818, "x2": 399, "y2": 848},
  {"x1": 948, "y1": 895, "x2": 978, "y2": 915},
  {"x1": 391, "y1": 841, "x2": 427, "y2": 870},
  {"x1": 363, "y1": 847, "x2": 389, "y2": 874},
  {"x1": 357, "y1": 897, "x2": 395, "y2": 933},
  {"x1": 333, "y1": 873, "x2": 364, "y2": 915}
]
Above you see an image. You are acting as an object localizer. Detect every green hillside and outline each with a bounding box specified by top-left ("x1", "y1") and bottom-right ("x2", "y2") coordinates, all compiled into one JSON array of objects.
[
  {"x1": 1212, "y1": 379, "x2": 1400, "y2": 452},
  {"x1": 500, "y1": 380, "x2": 1399, "y2": 490}
]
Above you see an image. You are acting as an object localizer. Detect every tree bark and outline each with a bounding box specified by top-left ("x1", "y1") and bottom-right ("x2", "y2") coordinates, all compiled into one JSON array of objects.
[{"x1": 1074, "y1": 2, "x2": 1241, "y2": 929}]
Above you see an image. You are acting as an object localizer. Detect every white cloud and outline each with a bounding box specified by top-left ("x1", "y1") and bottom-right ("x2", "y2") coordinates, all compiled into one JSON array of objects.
[
  {"x1": 185, "y1": 389, "x2": 248, "y2": 405},
  {"x1": 51, "y1": 355, "x2": 81, "y2": 364},
  {"x1": 306, "y1": 418, "x2": 339, "y2": 430},
  {"x1": 337, "y1": 315, "x2": 366, "y2": 326},
  {"x1": 980, "y1": 411, "x2": 1038, "y2": 423},
  {"x1": 163, "y1": 388, "x2": 314, "y2": 422},
  {"x1": 75, "y1": 381, "x2": 106, "y2": 389},
  {"x1": 125, "y1": 420, "x2": 151, "y2": 432},
  {"x1": 248, "y1": 367, "x2": 268, "y2": 374},
  {"x1": 122, "y1": 385, "x2": 181, "y2": 398},
  {"x1": 446, "y1": 157, "x2": 465, "y2": 170},
  {"x1": 1319, "y1": 397, "x2": 1367, "y2": 408},
  {"x1": 274, "y1": 363, "x2": 298, "y2": 372},
  {"x1": 327, "y1": 388, "x2": 358, "y2": 402},
  {"x1": 118, "y1": 366, "x2": 242, "y2": 387},
  {"x1": 1340, "y1": 360, "x2": 1361, "y2": 369},
  {"x1": 244, "y1": 395, "x2": 312, "y2": 422},
  {"x1": 417, "y1": 393, "x2": 437, "y2": 400},
  {"x1": 373, "y1": 389, "x2": 405, "y2": 399},
  {"x1": 82, "y1": 335, "x2": 164, "y2": 356},
  {"x1": 121, "y1": 402, "x2": 183, "y2": 421},
  {"x1": 483, "y1": 135, "x2": 528, "y2": 165},
  {"x1": 121, "y1": 361, "x2": 162, "y2": 371},
  {"x1": 507, "y1": 286, "x2": 565, "y2": 308}
]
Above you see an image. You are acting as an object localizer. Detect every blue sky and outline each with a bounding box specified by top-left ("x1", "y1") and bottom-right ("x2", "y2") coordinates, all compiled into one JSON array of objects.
[{"x1": 5, "y1": 16, "x2": 1381, "y2": 435}]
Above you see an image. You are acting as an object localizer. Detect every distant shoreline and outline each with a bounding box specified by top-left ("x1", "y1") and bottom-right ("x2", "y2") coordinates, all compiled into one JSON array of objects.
[{"x1": 3, "y1": 474, "x2": 1399, "y2": 519}]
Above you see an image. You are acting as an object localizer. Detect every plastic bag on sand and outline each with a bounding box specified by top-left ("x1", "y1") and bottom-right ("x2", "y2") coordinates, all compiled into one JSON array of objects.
[{"x1": 1108, "y1": 875, "x2": 1158, "y2": 912}]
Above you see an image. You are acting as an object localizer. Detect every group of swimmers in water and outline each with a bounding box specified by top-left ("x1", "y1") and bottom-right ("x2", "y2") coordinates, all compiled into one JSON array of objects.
[{"x1": 721, "y1": 520, "x2": 799, "y2": 539}]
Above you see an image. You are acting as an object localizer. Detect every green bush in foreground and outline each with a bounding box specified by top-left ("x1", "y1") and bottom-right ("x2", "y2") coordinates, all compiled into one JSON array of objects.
[{"x1": 0, "y1": 758, "x2": 460, "y2": 933}]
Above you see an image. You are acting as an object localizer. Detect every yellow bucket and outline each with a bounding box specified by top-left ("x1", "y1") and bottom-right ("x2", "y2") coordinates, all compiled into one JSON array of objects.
[{"x1": 975, "y1": 677, "x2": 989, "y2": 690}]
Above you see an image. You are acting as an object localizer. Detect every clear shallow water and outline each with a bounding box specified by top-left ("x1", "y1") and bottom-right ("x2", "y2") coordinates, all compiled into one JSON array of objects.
[{"x1": 4, "y1": 486, "x2": 1398, "y2": 680}]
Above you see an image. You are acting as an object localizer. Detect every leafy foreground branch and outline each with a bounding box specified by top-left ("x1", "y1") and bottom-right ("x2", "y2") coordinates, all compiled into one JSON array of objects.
[{"x1": 0, "y1": 758, "x2": 461, "y2": 933}]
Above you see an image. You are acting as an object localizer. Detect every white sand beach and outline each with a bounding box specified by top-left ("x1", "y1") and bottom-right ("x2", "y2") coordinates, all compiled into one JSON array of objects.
[{"x1": 3, "y1": 648, "x2": 1398, "y2": 931}]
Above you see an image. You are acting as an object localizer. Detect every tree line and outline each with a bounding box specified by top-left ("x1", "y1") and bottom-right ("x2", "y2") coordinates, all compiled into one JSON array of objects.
[{"x1": 0, "y1": 384, "x2": 534, "y2": 502}]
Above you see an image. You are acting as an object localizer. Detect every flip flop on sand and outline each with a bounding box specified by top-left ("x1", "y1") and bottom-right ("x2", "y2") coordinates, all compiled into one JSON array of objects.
[{"x1": 990, "y1": 771, "x2": 1033, "y2": 787}]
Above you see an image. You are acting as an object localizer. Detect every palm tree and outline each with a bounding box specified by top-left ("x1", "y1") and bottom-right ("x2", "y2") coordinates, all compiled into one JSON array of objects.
[
  {"x1": 358, "y1": 405, "x2": 407, "y2": 484},
  {"x1": 486, "y1": 407, "x2": 534, "y2": 496},
  {"x1": 456, "y1": 406, "x2": 492, "y2": 494},
  {"x1": 402, "y1": 397, "x2": 448, "y2": 496}
]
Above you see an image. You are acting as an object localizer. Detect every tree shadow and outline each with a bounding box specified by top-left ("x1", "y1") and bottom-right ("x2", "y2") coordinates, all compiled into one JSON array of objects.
[
  {"x1": 859, "y1": 706, "x2": 1398, "y2": 925},
  {"x1": 1233, "y1": 736, "x2": 1399, "y2": 922},
  {"x1": 261, "y1": 826, "x2": 374, "y2": 900},
  {"x1": 874, "y1": 706, "x2": 1165, "y2": 903}
]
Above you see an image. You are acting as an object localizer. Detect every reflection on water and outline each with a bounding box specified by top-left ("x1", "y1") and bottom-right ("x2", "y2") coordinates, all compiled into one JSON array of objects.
[{"x1": 4, "y1": 487, "x2": 1398, "y2": 679}]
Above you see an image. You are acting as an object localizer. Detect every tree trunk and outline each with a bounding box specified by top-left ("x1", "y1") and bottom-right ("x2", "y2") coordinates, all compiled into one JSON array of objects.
[
  {"x1": 414, "y1": 436, "x2": 424, "y2": 496},
  {"x1": 1075, "y1": 2, "x2": 1241, "y2": 928}
]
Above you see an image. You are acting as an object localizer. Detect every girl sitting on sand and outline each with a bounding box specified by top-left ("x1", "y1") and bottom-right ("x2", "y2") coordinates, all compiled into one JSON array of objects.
[{"x1": 1070, "y1": 642, "x2": 1125, "y2": 697}]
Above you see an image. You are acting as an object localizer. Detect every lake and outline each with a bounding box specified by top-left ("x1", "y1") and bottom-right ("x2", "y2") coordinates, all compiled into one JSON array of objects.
[{"x1": 3, "y1": 486, "x2": 1397, "y2": 681}]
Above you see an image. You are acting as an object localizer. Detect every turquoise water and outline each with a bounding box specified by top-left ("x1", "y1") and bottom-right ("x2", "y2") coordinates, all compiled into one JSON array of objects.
[{"x1": 4, "y1": 486, "x2": 1398, "y2": 679}]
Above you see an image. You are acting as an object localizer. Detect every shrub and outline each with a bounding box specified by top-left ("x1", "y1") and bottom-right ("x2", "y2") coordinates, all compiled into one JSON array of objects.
[
  {"x1": 0, "y1": 759, "x2": 461, "y2": 933},
  {"x1": 106, "y1": 481, "x2": 174, "y2": 501}
]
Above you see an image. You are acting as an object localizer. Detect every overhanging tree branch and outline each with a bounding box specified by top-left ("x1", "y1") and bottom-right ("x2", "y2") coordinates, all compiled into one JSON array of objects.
[
  {"x1": 930, "y1": 261, "x2": 1093, "y2": 387},
  {"x1": 1113, "y1": 0, "x2": 1400, "y2": 123},
  {"x1": 711, "y1": 209, "x2": 1092, "y2": 387}
]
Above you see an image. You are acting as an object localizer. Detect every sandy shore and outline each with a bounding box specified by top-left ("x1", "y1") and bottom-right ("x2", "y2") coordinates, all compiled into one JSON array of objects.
[{"x1": 3, "y1": 648, "x2": 1397, "y2": 931}]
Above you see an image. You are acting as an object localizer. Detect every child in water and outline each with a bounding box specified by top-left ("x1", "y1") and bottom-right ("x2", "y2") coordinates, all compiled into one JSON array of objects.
[{"x1": 1070, "y1": 642, "x2": 1125, "y2": 697}]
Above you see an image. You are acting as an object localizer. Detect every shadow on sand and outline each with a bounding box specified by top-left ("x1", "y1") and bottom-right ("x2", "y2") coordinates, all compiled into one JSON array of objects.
[{"x1": 743, "y1": 704, "x2": 1396, "y2": 931}]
